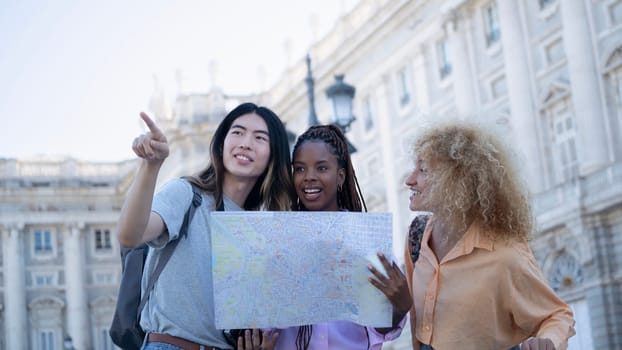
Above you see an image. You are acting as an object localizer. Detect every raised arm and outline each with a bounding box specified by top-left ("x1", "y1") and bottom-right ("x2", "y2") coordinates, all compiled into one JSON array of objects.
[{"x1": 117, "y1": 112, "x2": 170, "y2": 247}]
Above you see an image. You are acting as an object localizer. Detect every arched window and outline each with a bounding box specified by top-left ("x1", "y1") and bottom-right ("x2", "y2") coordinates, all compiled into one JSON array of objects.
[
  {"x1": 540, "y1": 82, "x2": 578, "y2": 185},
  {"x1": 603, "y1": 46, "x2": 622, "y2": 160}
]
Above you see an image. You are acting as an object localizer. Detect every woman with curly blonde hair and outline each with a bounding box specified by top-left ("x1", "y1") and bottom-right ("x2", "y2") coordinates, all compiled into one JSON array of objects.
[{"x1": 403, "y1": 122, "x2": 575, "y2": 350}]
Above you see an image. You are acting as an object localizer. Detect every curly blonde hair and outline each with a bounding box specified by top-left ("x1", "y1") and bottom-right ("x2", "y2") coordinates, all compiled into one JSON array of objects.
[{"x1": 414, "y1": 121, "x2": 532, "y2": 241}]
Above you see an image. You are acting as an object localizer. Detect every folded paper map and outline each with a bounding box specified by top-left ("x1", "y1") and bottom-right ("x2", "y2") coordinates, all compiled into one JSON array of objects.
[{"x1": 210, "y1": 211, "x2": 393, "y2": 329}]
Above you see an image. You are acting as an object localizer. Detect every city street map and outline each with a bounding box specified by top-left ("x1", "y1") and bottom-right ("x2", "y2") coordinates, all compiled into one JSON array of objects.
[{"x1": 210, "y1": 211, "x2": 393, "y2": 329}]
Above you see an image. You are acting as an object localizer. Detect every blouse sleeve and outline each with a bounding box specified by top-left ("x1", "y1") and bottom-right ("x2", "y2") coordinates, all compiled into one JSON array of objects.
[
  {"x1": 509, "y1": 242, "x2": 576, "y2": 350},
  {"x1": 367, "y1": 314, "x2": 407, "y2": 348}
]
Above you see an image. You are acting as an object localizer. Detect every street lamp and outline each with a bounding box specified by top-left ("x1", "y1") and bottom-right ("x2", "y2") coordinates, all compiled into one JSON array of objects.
[
  {"x1": 325, "y1": 74, "x2": 356, "y2": 131},
  {"x1": 305, "y1": 54, "x2": 357, "y2": 153},
  {"x1": 325, "y1": 74, "x2": 357, "y2": 153}
]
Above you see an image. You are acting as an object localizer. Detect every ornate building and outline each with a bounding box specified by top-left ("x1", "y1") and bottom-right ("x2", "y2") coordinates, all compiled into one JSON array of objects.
[
  {"x1": 262, "y1": 0, "x2": 622, "y2": 349},
  {"x1": 0, "y1": 87, "x2": 243, "y2": 350},
  {"x1": 1, "y1": 0, "x2": 621, "y2": 349},
  {"x1": 0, "y1": 158, "x2": 135, "y2": 350}
]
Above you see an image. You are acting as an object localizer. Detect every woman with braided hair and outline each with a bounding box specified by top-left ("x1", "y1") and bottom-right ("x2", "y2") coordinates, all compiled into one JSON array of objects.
[{"x1": 262, "y1": 124, "x2": 411, "y2": 350}]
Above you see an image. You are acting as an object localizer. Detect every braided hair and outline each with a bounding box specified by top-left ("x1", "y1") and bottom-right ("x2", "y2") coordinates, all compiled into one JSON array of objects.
[
  {"x1": 291, "y1": 124, "x2": 369, "y2": 350},
  {"x1": 292, "y1": 124, "x2": 367, "y2": 212}
]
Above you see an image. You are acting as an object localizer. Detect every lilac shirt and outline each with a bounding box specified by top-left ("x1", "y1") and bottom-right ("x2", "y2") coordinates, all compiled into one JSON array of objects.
[{"x1": 272, "y1": 318, "x2": 406, "y2": 350}]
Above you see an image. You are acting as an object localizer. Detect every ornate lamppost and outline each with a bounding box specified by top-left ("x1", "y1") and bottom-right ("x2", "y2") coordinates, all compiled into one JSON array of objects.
[
  {"x1": 305, "y1": 54, "x2": 357, "y2": 153},
  {"x1": 325, "y1": 74, "x2": 357, "y2": 153}
]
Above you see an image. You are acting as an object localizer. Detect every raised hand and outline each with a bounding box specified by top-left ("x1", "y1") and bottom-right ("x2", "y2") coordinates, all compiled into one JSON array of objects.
[
  {"x1": 131, "y1": 112, "x2": 169, "y2": 162},
  {"x1": 368, "y1": 252, "x2": 413, "y2": 327},
  {"x1": 236, "y1": 329, "x2": 279, "y2": 350},
  {"x1": 520, "y1": 337, "x2": 556, "y2": 350}
]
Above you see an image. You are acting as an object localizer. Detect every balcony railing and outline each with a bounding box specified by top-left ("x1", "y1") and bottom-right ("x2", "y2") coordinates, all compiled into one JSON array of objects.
[{"x1": 533, "y1": 161, "x2": 622, "y2": 215}]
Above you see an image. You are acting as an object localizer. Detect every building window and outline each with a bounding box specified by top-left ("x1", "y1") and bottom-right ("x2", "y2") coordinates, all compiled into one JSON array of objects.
[
  {"x1": 610, "y1": 1, "x2": 622, "y2": 24},
  {"x1": 548, "y1": 101, "x2": 579, "y2": 183},
  {"x1": 39, "y1": 330, "x2": 55, "y2": 350},
  {"x1": 362, "y1": 95, "x2": 375, "y2": 132},
  {"x1": 397, "y1": 66, "x2": 412, "y2": 106},
  {"x1": 545, "y1": 39, "x2": 565, "y2": 66},
  {"x1": 484, "y1": 2, "x2": 500, "y2": 46},
  {"x1": 34, "y1": 230, "x2": 53, "y2": 255},
  {"x1": 604, "y1": 47, "x2": 622, "y2": 158},
  {"x1": 436, "y1": 39, "x2": 452, "y2": 79},
  {"x1": 93, "y1": 271, "x2": 115, "y2": 285},
  {"x1": 490, "y1": 75, "x2": 508, "y2": 100},
  {"x1": 539, "y1": 0, "x2": 555, "y2": 9},
  {"x1": 95, "y1": 229, "x2": 112, "y2": 251},
  {"x1": 33, "y1": 273, "x2": 56, "y2": 286}
]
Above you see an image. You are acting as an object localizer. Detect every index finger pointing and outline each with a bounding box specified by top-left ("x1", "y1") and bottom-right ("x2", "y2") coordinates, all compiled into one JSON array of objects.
[{"x1": 139, "y1": 112, "x2": 162, "y2": 134}]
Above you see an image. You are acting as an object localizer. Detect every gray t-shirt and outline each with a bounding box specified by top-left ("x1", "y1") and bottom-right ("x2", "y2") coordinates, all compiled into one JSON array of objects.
[{"x1": 140, "y1": 178, "x2": 242, "y2": 348}]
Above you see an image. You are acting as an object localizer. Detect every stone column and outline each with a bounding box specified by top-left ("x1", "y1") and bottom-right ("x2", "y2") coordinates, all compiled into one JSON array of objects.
[
  {"x1": 412, "y1": 52, "x2": 430, "y2": 114},
  {"x1": 376, "y1": 78, "x2": 403, "y2": 257},
  {"x1": 63, "y1": 223, "x2": 90, "y2": 349},
  {"x1": 446, "y1": 12, "x2": 477, "y2": 118},
  {"x1": 497, "y1": 0, "x2": 544, "y2": 192},
  {"x1": 560, "y1": 0, "x2": 609, "y2": 174},
  {"x1": 3, "y1": 224, "x2": 27, "y2": 350}
]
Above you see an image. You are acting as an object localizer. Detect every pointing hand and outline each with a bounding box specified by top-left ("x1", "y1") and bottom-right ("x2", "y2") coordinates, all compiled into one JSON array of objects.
[{"x1": 131, "y1": 112, "x2": 169, "y2": 162}]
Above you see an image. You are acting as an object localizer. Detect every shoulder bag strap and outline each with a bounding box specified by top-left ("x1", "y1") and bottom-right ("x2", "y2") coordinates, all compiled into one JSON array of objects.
[{"x1": 136, "y1": 183, "x2": 203, "y2": 317}]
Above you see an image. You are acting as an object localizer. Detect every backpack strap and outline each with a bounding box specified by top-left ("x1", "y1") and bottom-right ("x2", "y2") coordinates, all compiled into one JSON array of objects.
[{"x1": 136, "y1": 182, "x2": 203, "y2": 318}]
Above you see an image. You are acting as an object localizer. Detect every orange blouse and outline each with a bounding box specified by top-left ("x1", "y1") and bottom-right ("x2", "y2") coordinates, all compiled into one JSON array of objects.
[{"x1": 404, "y1": 216, "x2": 575, "y2": 350}]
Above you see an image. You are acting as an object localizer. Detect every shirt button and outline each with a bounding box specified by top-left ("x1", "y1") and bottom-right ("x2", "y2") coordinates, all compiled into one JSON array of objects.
[{"x1": 425, "y1": 325, "x2": 430, "y2": 331}]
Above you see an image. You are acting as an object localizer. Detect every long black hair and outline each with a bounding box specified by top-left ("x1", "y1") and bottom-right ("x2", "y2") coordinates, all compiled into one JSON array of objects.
[{"x1": 186, "y1": 102, "x2": 295, "y2": 211}]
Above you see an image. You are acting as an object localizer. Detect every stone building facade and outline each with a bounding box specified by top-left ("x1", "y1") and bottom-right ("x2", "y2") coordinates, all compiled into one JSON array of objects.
[
  {"x1": 1, "y1": 0, "x2": 621, "y2": 349},
  {"x1": 262, "y1": 0, "x2": 622, "y2": 348},
  {"x1": 0, "y1": 88, "x2": 242, "y2": 350}
]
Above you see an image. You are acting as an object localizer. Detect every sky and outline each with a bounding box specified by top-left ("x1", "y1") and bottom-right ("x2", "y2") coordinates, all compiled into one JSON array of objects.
[{"x1": 0, "y1": 0, "x2": 356, "y2": 162}]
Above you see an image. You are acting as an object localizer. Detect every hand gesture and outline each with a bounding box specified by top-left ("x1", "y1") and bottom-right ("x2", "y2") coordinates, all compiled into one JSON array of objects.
[
  {"x1": 520, "y1": 337, "x2": 556, "y2": 350},
  {"x1": 368, "y1": 252, "x2": 413, "y2": 324},
  {"x1": 237, "y1": 329, "x2": 279, "y2": 350},
  {"x1": 132, "y1": 112, "x2": 169, "y2": 162}
]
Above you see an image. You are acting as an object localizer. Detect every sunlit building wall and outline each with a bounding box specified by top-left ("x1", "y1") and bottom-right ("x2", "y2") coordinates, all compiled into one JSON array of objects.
[{"x1": 265, "y1": 0, "x2": 622, "y2": 349}]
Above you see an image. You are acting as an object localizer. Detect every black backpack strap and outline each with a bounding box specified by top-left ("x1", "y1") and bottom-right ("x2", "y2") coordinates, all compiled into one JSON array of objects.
[{"x1": 136, "y1": 183, "x2": 203, "y2": 318}]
